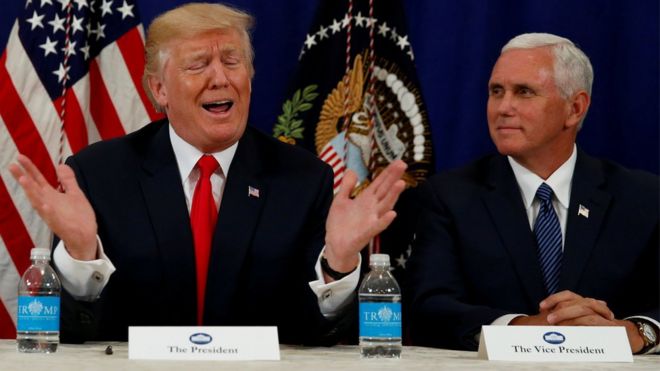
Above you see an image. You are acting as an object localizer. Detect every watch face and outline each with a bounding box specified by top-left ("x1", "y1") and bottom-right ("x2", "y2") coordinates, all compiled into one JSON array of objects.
[{"x1": 641, "y1": 323, "x2": 657, "y2": 343}]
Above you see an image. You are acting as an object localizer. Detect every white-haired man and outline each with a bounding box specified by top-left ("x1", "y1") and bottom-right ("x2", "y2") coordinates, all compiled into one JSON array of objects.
[{"x1": 407, "y1": 33, "x2": 658, "y2": 353}]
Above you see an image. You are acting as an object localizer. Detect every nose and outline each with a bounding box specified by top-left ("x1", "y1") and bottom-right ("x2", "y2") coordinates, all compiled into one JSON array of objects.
[
  {"x1": 494, "y1": 91, "x2": 515, "y2": 116},
  {"x1": 208, "y1": 60, "x2": 229, "y2": 89}
]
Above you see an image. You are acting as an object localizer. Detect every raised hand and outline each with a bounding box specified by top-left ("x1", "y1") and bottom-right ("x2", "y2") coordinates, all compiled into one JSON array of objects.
[
  {"x1": 323, "y1": 160, "x2": 407, "y2": 277},
  {"x1": 9, "y1": 154, "x2": 98, "y2": 260}
]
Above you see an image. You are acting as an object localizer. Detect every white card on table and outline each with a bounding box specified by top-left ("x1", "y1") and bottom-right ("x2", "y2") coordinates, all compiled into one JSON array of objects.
[{"x1": 128, "y1": 326, "x2": 280, "y2": 361}]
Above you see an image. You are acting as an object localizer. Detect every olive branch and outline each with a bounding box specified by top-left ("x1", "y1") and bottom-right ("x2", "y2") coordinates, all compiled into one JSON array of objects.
[{"x1": 273, "y1": 84, "x2": 319, "y2": 143}]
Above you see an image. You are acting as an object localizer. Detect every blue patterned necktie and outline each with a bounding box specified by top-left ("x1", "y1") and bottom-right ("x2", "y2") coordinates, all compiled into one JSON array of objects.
[{"x1": 534, "y1": 183, "x2": 562, "y2": 295}]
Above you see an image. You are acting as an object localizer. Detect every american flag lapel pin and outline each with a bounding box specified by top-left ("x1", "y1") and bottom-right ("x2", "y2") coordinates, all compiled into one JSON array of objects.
[
  {"x1": 578, "y1": 204, "x2": 590, "y2": 218},
  {"x1": 248, "y1": 186, "x2": 260, "y2": 198}
]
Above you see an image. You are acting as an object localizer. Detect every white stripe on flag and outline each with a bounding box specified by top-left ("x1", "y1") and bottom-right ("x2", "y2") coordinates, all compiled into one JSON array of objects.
[
  {"x1": 96, "y1": 43, "x2": 150, "y2": 133},
  {"x1": 0, "y1": 237, "x2": 21, "y2": 326},
  {"x1": 0, "y1": 115, "x2": 50, "y2": 248},
  {"x1": 72, "y1": 75, "x2": 103, "y2": 145},
  {"x1": 5, "y1": 23, "x2": 73, "y2": 162}
]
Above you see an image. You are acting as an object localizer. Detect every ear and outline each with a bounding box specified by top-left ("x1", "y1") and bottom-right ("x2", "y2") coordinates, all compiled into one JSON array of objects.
[
  {"x1": 147, "y1": 74, "x2": 168, "y2": 109},
  {"x1": 565, "y1": 90, "x2": 590, "y2": 129}
]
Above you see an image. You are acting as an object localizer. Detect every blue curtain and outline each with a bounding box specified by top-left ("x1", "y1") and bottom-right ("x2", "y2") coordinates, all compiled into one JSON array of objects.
[{"x1": 2, "y1": 0, "x2": 656, "y2": 174}]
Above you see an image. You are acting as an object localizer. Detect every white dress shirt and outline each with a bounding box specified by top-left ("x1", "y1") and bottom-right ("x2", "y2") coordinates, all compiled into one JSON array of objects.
[{"x1": 54, "y1": 124, "x2": 359, "y2": 318}]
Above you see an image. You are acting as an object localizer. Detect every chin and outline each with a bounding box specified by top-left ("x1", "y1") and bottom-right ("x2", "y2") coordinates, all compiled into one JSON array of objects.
[{"x1": 493, "y1": 142, "x2": 522, "y2": 157}]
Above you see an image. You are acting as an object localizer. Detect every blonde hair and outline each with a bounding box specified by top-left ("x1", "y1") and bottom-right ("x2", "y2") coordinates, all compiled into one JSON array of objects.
[{"x1": 142, "y1": 2, "x2": 255, "y2": 111}]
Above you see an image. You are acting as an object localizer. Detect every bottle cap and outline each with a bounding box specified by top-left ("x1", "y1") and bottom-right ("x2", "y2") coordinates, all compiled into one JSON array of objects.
[
  {"x1": 369, "y1": 253, "x2": 390, "y2": 266},
  {"x1": 30, "y1": 247, "x2": 51, "y2": 260}
]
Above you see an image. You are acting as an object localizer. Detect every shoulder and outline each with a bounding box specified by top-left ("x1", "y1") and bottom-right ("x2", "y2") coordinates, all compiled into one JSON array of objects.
[
  {"x1": 422, "y1": 154, "x2": 503, "y2": 195},
  {"x1": 575, "y1": 151, "x2": 658, "y2": 222},
  {"x1": 579, "y1": 152, "x2": 658, "y2": 197},
  {"x1": 601, "y1": 161, "x2": 658, "y2": 193},
  {"x1": 240, "y1": 126, "x2": 332, "y2": 176},
  {"x1": 71, "y1": 119, "x2": 166, "y2": 164}
]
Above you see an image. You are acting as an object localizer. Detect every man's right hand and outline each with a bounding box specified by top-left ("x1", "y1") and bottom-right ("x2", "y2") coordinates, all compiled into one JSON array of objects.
[
  {"x1": 9, "y1": 154, "x2": 98, "y2": 260},
  {"x1": 510, "y1": 290, "x2": 614, "y2": 326}
]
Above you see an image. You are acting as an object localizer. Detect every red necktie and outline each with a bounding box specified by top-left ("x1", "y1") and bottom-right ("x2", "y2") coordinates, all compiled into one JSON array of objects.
[{"x1": 190, "y1": 155, "x2": 219, "y2": 325}]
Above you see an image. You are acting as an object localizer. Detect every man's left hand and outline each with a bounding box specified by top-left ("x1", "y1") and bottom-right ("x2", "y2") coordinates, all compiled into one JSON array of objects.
[
  {"x1": 323, "y1": 160, "x2": 407, "y2": 279},
  {"x1": 541, "y1": 290, "x2": 645, "y2": 353}
]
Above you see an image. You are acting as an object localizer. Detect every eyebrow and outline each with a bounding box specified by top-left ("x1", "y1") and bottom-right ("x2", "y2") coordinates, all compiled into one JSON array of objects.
[
  {"x1": 182, "y1": 49, "x2": 210, "y2": 62},
  {"x1": 488, "y1": 82, "x2": 534, "y2": 90},
  {"x1": 512, "y1": 83, "x2": 534, "y2": 91}
]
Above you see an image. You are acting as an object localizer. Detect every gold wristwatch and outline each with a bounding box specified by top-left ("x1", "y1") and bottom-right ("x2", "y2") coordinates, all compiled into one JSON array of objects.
[{"x1": 634, "y1": 319, "x2": 658, "y2": 354}]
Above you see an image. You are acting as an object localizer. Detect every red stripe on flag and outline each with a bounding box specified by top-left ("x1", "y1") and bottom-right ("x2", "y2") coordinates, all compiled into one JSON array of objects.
[
  {"x1": 320, "y1": 146, "x2": 334, "y2": 158},
  {"x1": 88, "y1": 59, "x2": 126, "y2": 140},
  {"x1": 53, "y1": 90, "x2": 88, "y2": 154},
  {"x1": 0, "y1": 52, "x2": 57, "y2": 186},
  {"x1": 321, "y1": 153, "x2": 337, "y2": 164},
  {"x1": 0, "y1": 300, "x2": 16, "y2": 339},
  {"x1": 0, "y1": 180, "x2": 33, "y2": 278},
  {"x1": 116, "y1": 28, "x2": 163, "y2": 122},
  {"x1": 327, "y1": 157, "x2": 341, "y2": 168}
]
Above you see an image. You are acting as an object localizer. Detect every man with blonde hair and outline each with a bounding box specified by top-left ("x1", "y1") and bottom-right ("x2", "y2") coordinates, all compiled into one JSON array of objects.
[
  {"x1": 407, "y1": 33, "x2": 658, "y2": 353},
  {"x1": 10, "y1": 3, "x2": 406, "y2": 344}
]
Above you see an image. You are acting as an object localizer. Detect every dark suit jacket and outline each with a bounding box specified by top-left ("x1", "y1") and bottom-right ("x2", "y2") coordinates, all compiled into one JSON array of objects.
[
  {"x1": 59, "y1": 119, "x2": 347, "y2": 344},
  {"x1": 407, "y1": 150, "x2": 659, "y2": 350}
]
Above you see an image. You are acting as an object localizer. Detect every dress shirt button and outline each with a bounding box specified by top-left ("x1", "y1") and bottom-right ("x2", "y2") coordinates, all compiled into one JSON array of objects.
[
  {"x1": 322, "y1": 290, "x2": 332, "y2": 300},
  {"x1": 92, "y1": 271, "x2": 104, "y2": 282}
]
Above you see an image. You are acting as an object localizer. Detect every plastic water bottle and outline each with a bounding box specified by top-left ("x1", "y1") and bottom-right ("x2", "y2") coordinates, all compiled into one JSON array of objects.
[
  {"x1": 359, "y1": 253, "x2": 402, "y2": 358},
  {"x1": 16, "y1": 247, "x2": 61, "y2": 353}
]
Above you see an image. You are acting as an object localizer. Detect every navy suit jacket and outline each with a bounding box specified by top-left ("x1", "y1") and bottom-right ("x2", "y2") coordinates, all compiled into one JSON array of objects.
[
  {"x1": 60, "y1": 119, "x2": 346, "y2": 344},
  {"x1": 407, "y1": 150, "x2": 659, "y2": 350}
]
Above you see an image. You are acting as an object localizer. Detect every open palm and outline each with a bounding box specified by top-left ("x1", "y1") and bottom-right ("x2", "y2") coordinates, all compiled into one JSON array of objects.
[
  {"x1": 324, "y1": 160, "x2": 407, "y2": 271},
  {"x1": 9, "y1": 154, "x2": 98, "y2": 259}
]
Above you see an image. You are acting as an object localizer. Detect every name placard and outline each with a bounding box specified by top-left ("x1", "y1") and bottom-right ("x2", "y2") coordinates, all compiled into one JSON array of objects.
[
  {"x1": 128, "y1": 326, "x2": 280, "y2": 361},
  {"x1": 477, "y1": 326, "x2": 632, "y2": 362}
]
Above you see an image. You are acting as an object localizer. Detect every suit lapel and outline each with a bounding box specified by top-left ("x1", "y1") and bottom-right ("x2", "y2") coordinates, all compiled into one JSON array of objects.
[
  {"x1": 138, "y1": 121, "x2": 197, "y2": 317},
  {"x1": 205, "y1": 128, "x2": 267, "y2": 321},
  {"x1": 560, "y1": 150, "x2": 611, "y2": 291},
  {"x1": 482, "y1": 156, "x2": 548, "y2": 306}
]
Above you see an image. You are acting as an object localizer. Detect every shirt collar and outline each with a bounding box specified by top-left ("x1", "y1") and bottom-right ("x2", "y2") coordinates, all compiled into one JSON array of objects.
[
  {"x1": 507, "y1": 144, "x2": 577, "y2": 209},
  {"x1": 168, "y1": 124, "x2": 238, "y2": 182}
]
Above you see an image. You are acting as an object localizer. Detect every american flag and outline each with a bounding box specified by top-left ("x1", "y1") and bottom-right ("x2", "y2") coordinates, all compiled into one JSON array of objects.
[
  {"x1": 247, "y1": 186, "x2": 260, "y2": 198},
  {"x1": 0, "y1": 0, "x2": 161, "y2": 338}
]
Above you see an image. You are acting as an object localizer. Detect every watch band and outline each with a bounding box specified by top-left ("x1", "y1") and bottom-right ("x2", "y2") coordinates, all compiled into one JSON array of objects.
[{"x1": 320, "y1": 256, "x2": 356, "y2": 280}]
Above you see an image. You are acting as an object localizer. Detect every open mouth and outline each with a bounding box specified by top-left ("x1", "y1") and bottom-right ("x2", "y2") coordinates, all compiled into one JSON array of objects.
[{"x1": 202, "y1": 100, "x2": 234, "y2": 113}]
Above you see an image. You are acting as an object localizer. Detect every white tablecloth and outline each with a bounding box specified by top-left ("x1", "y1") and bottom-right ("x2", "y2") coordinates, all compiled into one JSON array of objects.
[{"x1": 0, "y1": 340, "x2": 657, "y2": 370}]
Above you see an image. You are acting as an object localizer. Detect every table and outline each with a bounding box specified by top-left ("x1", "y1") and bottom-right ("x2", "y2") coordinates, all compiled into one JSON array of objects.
[{"x1": 0, "y1": 340, "x2": 657, "y2": 370}]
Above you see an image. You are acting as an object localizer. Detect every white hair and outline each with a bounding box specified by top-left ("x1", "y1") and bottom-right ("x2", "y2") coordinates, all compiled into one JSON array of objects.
[{"x1": 502, "y1": 33, "x2": 593, "y2": 98}]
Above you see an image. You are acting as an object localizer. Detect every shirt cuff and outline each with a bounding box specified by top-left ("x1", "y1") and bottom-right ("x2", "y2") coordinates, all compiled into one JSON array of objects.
[
  {"x1": 53, "y1": 236, "x2": 115, "y2": 301},
  {"x1": 474, "y1": 314, "x2": 527, "y2": 342},
  {"x1": 496, "y1": 313, "x2": 527, "y2": 326},
  {"x1": 308, "y1": 247, "x2": 361, "y2": 318},
  {"x1": 624, "y1": 315, "x2": 660, "y2": 354}
]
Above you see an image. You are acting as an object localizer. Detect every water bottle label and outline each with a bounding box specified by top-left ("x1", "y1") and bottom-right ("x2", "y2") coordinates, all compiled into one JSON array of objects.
[
  {"x1": 17, "y1": 296, "x2": 60, "y2": 332},
  {"x1": 359, "y1": 302, "x2": 402, "y2": 338}
]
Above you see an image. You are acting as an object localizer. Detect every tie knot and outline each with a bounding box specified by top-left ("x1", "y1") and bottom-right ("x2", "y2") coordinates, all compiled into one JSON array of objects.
[
  {"x1": 535, "y1": 183, "x2": 554, "y2": 202},
  {"x1": 196, "y1": 155, "x2": 219, "y2": 178}
]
